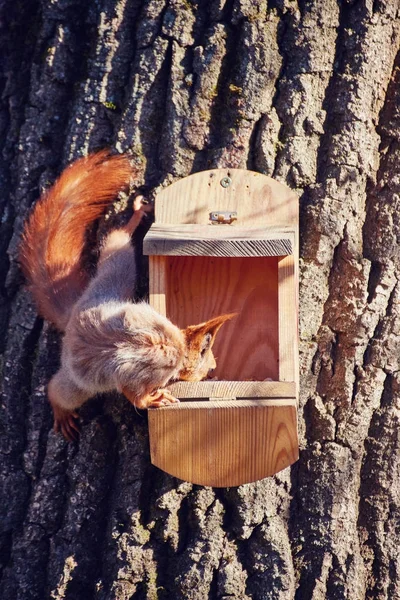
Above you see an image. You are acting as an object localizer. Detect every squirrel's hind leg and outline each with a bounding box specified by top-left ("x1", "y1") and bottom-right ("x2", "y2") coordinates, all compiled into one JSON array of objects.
[
  {"x1": 123, "y1": 195, "x2": 153, "y2": 235},
  {"x1": 97, "y1": 195, "x2": 152, "y2": 265},
  {"x1": 48, "y1": 369, "x2": 90, "y2": 441}
]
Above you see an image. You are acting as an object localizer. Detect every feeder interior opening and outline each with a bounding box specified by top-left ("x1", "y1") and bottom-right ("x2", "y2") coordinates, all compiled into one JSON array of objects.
[{"x1": 165, "y1": 255, "x2": 280, "y2": 382}]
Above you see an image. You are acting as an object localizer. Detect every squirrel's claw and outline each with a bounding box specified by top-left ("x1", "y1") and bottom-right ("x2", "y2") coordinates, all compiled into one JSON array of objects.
[
  {"x1": 148, "y1": 388, "x2": 180, "y2": 408},
  {"x1": 53, "y1": 406, "x2": 80, "y2": 442},
  {"x1": 133, "y1": 194, "x2": 153, "y2": 215}
]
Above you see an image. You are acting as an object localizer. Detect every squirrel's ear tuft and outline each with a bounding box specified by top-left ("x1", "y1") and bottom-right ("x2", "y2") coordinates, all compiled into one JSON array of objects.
[
  {"x1": 199, "y1": 313, "x2": 237, "y2": 337},
  {"x1": 183, "y1": 313, "x2": 237, "y2": 347}
]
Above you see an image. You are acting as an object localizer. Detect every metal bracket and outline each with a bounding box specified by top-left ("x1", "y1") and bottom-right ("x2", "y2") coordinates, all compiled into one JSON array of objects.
[{"x1": 209, "y1": 211, "x2": 237, "y2": 225}]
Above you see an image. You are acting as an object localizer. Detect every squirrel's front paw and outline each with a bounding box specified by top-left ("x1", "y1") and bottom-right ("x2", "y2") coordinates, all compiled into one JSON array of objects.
[
  {"x1": 52, "y1": 404, "x2": 80, "y2": 442},
  {"x1": 133, "y1": 194, "x2": 153, "y2": 215},
  {"x1": 148, "y1": 388, "x2": 180, "y2": 408}
]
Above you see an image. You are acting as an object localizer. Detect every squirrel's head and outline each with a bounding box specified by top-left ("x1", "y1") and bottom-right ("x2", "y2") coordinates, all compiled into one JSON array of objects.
[{"x1": 178, "y1": 313, "x2": 237, "y2": 382}]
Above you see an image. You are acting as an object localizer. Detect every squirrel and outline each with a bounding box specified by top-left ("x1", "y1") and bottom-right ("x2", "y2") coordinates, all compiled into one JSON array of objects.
[{"x1": 19, "y1": 151, "x2": 235, "y2": 441}]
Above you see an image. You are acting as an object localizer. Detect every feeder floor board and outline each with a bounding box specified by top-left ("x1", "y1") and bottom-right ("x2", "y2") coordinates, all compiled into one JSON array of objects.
[
  {"x1": 149, "y1": 400, "x2": 299, "y2": 487},
  {"x1": 168, "y1": 380, "x2": 296, "y2": 399}
]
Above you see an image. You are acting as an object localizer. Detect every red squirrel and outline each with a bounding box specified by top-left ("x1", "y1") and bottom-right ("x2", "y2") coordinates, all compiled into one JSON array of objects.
[{"x1": 19, "y1": 151, "x2": 234, "y2": 441}]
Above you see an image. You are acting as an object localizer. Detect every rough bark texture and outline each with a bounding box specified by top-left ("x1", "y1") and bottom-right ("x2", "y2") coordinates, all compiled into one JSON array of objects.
[{"x1": 1, "y1": 1, "x2": 400, "y2": 599}]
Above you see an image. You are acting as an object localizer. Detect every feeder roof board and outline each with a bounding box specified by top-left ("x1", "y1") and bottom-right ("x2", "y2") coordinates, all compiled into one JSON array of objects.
[{"x1": 144, "y1": 225, "x2": 294, "y2": 258}]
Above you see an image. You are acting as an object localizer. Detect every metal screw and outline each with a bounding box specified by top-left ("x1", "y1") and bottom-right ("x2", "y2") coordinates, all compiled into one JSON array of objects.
[{"x1": 220, "y1": 176, "x2": 231, "y2": 188}]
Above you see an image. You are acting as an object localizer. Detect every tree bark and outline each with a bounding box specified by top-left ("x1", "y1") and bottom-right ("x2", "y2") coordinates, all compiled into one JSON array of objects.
[{"x1": 1, "y1": 1, "x2": 400, "y2": 599}]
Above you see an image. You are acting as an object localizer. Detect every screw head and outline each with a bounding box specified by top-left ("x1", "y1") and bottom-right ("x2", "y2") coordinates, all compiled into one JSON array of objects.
[{"x1": 220, "y1": 176, "x2": 231, "y2": 188}]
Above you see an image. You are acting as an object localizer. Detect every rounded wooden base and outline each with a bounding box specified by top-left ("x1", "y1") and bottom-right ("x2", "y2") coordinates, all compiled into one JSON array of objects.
[{"x1": 149, "y1": 399, "x2": 299, "y2": 487}]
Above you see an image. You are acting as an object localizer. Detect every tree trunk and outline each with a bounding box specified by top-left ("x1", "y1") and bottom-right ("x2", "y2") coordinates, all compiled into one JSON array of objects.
[{"x1": 1, "y1": 1, "x2": 400, "y2": 598}]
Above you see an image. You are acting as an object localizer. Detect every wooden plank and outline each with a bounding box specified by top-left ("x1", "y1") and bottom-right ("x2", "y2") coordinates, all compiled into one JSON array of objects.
[
  {"x1": 278, "y1": 255, "x2": 298, "y2": 383},
  {"x1": 151, "y1": 399, "x2": 297, "y2": 409},
  {"x1": 143, "y1": 224, "x2": 294, "y2": 257},
  {"x1": 154, "y1": 169, "x2": 298, "y2": 228},
  {"x1": 146, "y1": 224, "x2": 296, "y2": 239},
  {"x1": 168, "y1": 380, "x2": 296, "y2": 399},
  {"x1": 149, "y1": 400, "x2": 299, "y2": 487},
  {"x1": 165, "y1": 256, "x2": 279, "y2": 381},
  {"x1": 146, "y1": 238, "x2": 292, "y2": 258},
  {"x1": 149, "y1": 256, "x2": 167, "y2": 315}
]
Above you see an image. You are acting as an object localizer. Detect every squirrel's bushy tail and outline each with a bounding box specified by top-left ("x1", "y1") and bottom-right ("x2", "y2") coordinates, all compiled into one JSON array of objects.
[{"x1": 19, "y1": 150, "x2": 132, "y2": 331}]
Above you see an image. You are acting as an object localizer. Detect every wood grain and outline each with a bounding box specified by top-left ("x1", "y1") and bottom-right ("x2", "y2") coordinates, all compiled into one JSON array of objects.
[
  {"x1": 149, "y1": 255, "x2": 167, "y2": 315},
  {"x1": 144, "y1": 224, "x2": 294, "y2": 257},
  {"x1": 154, "y1": 169, "x2": 298, "y2": 228},
  {"x1": 149, "y1": 400, "x2": 299, "y2": 487},
  {"x1": 278, "y1": 255, "x2": 298, "y2": 383},
  {"x1": 168, "y1": 380, "x2": 296, "y2": 399},
  {"x1": 165, "y1": 255, "x2": 279, "y2": 381}
]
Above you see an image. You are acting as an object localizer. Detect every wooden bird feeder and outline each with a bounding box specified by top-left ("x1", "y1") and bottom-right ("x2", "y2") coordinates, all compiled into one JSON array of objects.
[{"x1": 143, "y1": 169, "x2": 299, "y2": 487}]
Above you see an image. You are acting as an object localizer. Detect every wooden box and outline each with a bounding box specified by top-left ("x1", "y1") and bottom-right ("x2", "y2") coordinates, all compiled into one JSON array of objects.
[{"x1": 143, "y1": 169, "x2": 299, "y2": 487}]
